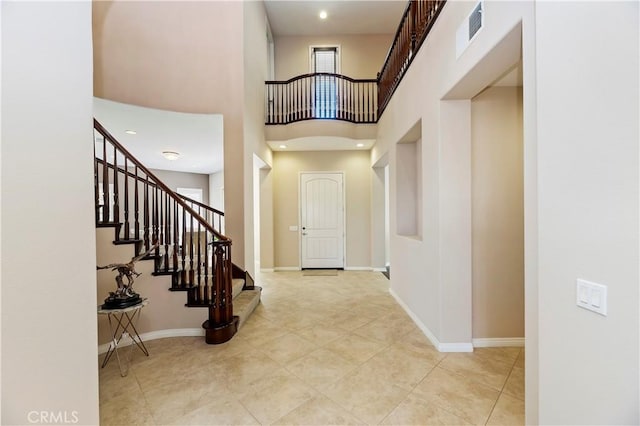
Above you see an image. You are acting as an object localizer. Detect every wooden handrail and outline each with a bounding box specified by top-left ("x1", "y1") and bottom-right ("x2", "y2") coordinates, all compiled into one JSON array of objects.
[
  {"x1": 266, "y1": 72, "x2": 377, "y2": 85},
  {"x1": 96, "y1": 158, "x2": 158, "y2": 188},
  {"x1": 378, "y1": 1, "x2": 413, "y2": 85},
  {"x1": 94, "y1": 119, "x2": 229, "y2": 242},
  {"x1": 377, "y1": 0, "x2": 446, "y2": 116},
  {"x1": 264, "y1": 1, "x2": 447, "y2": 123},
  {"x1": 176, "y1": 193, "x2": 224, "y2": 217},
  {"x1": 95, "y1": 158, "x2": 225, "y2": 235}
]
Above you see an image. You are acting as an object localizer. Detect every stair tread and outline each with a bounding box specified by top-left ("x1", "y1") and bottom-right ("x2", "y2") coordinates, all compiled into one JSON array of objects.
[
  {"x1": 96, "y1": 222, "x2": 120, "y2": 228},
  {"x1": 235, "y1": 287, "x2": 262, "y2": 329},
  {"x1": 232, "y1": 278, "x2": 245, "y2": 300},
  {"x1": 113, "y1": 239, "x2": 143, "y2": 245}
]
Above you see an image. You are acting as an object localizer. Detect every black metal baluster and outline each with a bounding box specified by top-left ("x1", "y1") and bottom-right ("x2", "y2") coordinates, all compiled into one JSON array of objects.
[
  {"x1": 94, "y1": 133, "x2": 100, "y2": 224},
  {"x1": 112, "y1": 145, "x2": 120, "y2": 233},
  {"x1": 164, "y1": 192, "x2": 170, "y2": 271},
  {"x1": 134, "y1": 166, "x2": 140, "y2": 241},
  {"x1": 173, "y1": 198, "x2": 179, "y2": 277},
  {"x1": 181, "y1": 202, "x2": 187, "y2": 288},
  {"x1": 102, "y1": 138, "x2": 109, "y2": 223},
  {"x1": 123, "y1": 157, "x2": 130, "y2": 239}
]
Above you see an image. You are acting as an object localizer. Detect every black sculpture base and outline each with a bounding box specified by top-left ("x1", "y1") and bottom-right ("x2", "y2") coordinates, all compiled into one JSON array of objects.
[{"x1": 101, "y1": 294, "x2": 142, "y2": 310}]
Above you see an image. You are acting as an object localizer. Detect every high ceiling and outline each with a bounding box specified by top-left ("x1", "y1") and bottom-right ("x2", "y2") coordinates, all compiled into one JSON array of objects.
[
  {"x1": 93, "y1": 1, "x2": 410, "y2": 174},
  {"x1": 264, "y1": 0, "x2": 407, "y2": 36}
]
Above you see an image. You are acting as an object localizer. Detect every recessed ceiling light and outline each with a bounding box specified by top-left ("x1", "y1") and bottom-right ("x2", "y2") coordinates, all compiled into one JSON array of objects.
[
  {"x1": 162, "y1": 151, "x2": 180, "y2": 160},
  {"x1": 356, "y1": 143, "x2": 365, "y2": 148},
  {"x1": 124, "y1": 130, "x2": 137, "y2": 135},
  {"x1": 279, "y1": 145, "x2": 287, "y2": 149},
  {"x1": 319, "y1": 10, "x2": 327, "y2": 19}
]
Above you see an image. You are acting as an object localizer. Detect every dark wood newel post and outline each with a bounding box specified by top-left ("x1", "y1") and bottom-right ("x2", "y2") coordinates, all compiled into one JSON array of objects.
[
  {"x1": 224, "y1": 245, "x2": 233, "y2": 321},
  {"x1": 102, "y1": 140, "x2": 109, "y2": 223},
  {"x1": 203, "y1": 241, "x2": 238, "y2": 344}
]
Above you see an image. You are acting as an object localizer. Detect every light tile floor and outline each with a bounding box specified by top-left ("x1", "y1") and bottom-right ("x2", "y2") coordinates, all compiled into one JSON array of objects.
[{"x1": 99, "y1": 271, "x2": 524, "y2": 425}]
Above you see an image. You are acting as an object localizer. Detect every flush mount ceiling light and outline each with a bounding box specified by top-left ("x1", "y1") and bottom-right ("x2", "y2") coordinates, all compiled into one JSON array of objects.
[
  {"x1": 356, "y1": 143, "x2": 365, "y2": 148},
  {"x1": 279, "y1": 144, "x2": 287, "y2": 149},
  {"x1": 319, "y1": 10, "x2": 328, "y2": 19},
  {"x1": 162, "y1": 151, "x2": 180, "y2": 160},
  {"x1": 124, "y1": 130, "x2": 137, "y2": 135}
]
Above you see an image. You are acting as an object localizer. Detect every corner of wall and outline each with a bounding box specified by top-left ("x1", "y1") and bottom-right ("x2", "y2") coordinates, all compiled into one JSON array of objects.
[{"x1": 389, "y1": 288, "x2": 473, "y2": 352}]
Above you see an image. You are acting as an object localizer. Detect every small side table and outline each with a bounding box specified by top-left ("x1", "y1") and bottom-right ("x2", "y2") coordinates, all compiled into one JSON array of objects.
[{"x1": 98, "y1": 299, "x2": 149, "y2": 376}]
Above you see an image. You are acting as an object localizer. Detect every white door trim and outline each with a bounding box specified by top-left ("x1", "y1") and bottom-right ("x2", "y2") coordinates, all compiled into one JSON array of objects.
[{"x1": 298, "y1": 171, "x2": 346, "y2": 269}]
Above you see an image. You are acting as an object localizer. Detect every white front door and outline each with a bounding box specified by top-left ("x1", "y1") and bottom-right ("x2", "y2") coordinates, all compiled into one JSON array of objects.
[{"x1": 300, "y1": 172, "x2": 345, "y2": 269}]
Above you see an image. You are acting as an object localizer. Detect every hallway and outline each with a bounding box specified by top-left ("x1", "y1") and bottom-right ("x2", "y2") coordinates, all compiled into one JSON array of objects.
[{"x1": 99, "y1": 271, "x2": 524, "y2": 425}]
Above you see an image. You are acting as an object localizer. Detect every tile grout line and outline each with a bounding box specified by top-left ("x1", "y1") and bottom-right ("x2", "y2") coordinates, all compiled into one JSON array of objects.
[
  {"x1": 100, "y1": 272, "x2": 524, "y2": 425},
  {"x1": 484, "y1": 348, "x2": 523, "y2": 425},
  {"x1": 398, "y1": 363, "x2": 473, "y2": 425},
  {"x1": 234, "y1": 390, "x2": 267, "y2": 426}
]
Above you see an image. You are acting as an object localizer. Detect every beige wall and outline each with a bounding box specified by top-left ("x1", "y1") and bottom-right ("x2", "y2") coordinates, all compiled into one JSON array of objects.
[
  {"x1": 93, "y1": 1, "x2": 242, "y2": 115},
  {"x1": 1, "y1": 2, "x2": 99, "y2": 424},
  {"x1": 208, "y1": 171, "x2": 224, "y2": 211},
  {"x1": 273, "y1": 150, "x2": 371, "y2": 269},
  {"x1": 370, "y1": 0, "x2": 534, "y2": 409},
  {"x1": 535, "y1": 2, "x2": 638, "y2": 423},
  {"x1": 259, "y1": 166, "x2": 275, "y2": 270},
  {"x1": 471, "y1": 86, "x2": 524, "y2": 339},
  {"x1": 151, "y1": 169, "x2": 210, "y2": 205},
  {"x1": 370, "y1": 165, "x2": 387, "y2": 270},
  {"x1": 243, "y1": 0, "x2": 274, "y2": 276},
  {"x1": 372, "y1": 0, "x2": 639, "y2": 423},
  {"x1": 275, "y1": 34, "x2": 393, "y2": 80},
  {"x1": 96, "y1": 229, "x2": 205, "y2": 345},
  {"x1": 93, "y1": 0, "x2": 247, "y2": 270},
  {"x1": 372, "y1": 0, "x2": 528, "y2": 350}
]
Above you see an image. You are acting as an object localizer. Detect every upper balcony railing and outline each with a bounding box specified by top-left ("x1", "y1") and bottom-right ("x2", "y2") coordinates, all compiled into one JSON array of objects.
[
  {"x1": 378, "y1": 0, "x2": 446, "y2": 116},
  {"x1": 265, "y1": 73, "x2": 378, "y2": 125},
  {"x1": 265, "y1": 0, "x2": 446, "y2": 126}
]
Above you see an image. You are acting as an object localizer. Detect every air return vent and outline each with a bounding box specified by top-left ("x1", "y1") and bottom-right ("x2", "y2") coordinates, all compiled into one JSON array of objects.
[
  {"x1": 469, "y1": 2, "x2": 483, "y2": 40},
  {"x1": 456, "y1": 1, "x2": 483, "y2": 58}
]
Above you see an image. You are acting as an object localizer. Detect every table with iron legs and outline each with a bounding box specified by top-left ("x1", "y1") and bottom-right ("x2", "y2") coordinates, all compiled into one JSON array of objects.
[{"x1": 98, "y1": 299, "x2": 149, "y2": 376}]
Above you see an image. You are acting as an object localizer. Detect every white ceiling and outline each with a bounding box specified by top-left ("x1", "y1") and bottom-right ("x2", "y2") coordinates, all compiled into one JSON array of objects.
[
  {"x1": 264, "y1": 0, "x2": 407, "y2": 36},
  {"x1": 268, "y1": 136, "x2": 375, "y2": 151},
  {"x1": 93, "y1": 98, "x2": 223, "y2": 174}
]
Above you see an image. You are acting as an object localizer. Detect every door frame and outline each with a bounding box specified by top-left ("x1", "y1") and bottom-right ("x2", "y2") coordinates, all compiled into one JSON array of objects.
[{"x1": 298, "y1": 171, "x2": 346, "y2": 269}]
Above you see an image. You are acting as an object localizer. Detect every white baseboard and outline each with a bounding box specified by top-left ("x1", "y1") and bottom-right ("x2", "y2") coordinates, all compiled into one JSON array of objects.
[
  {"x1": 372, "y1": 267, "x2": 387, "y2": 272},
  {"x1": 439, "y1": 342, "x2": 475, "y2": 352},
  {"x1": 98, "y1": 328, "x2": 204, "y2": 355},
  {"x1": 344, "y1": 267, "x2": 373, "y2": 271},
  {"x1": 260, "y1": 268, "x2": 275, "y2": 273},
  {"x1": 274, "y1": 267, "x2": 301, "y2": 271},
  {"x1": 472, "y1": 337, "x2": 525, "y2": 348},
  {"x1": 389, "y1": 288, "x2": 473, "y2": 353}
]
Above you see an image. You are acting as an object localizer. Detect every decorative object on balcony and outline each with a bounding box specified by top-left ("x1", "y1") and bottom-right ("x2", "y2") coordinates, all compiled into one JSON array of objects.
[{"x1": 98, "y1": 243, "x2": 158, "y2": 309}]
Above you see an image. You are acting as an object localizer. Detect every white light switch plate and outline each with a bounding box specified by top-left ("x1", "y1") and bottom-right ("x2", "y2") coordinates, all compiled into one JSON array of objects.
[
  {"x1": 289, "y1": 225, "x2": 298, "y2": 231},
  {"x1": 576, "y1": 279, "x2": 607, "y2": 316}
]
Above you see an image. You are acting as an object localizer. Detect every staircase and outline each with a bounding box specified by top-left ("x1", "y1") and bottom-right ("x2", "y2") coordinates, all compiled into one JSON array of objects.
[{"x1": 93, "y1": 119, "x2": 260, "y2": 344}]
